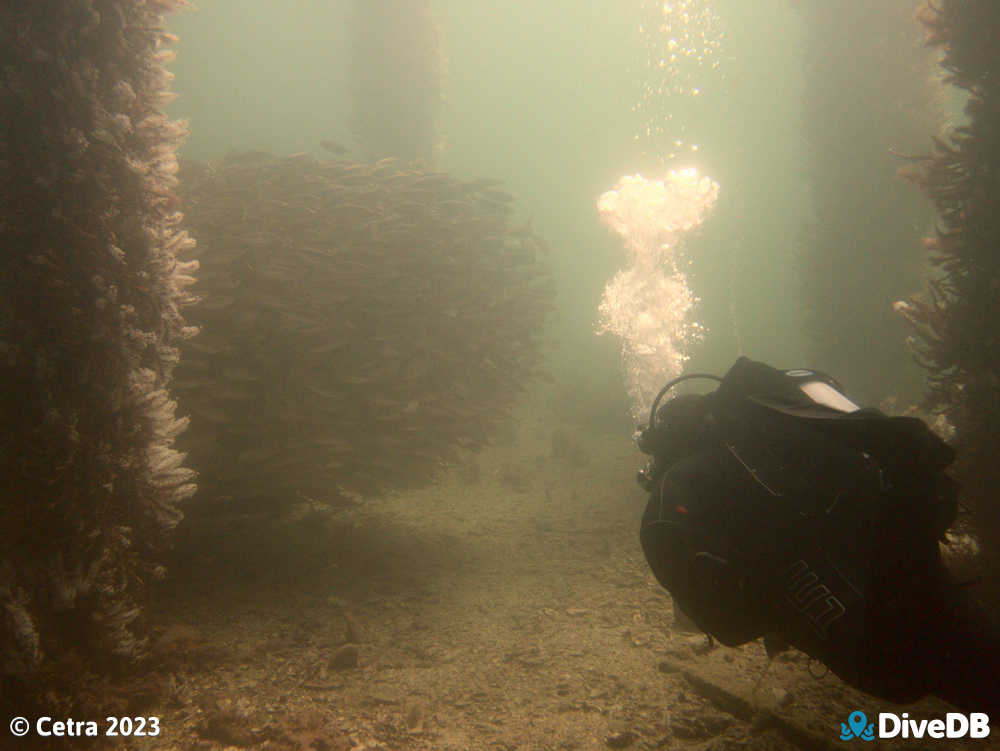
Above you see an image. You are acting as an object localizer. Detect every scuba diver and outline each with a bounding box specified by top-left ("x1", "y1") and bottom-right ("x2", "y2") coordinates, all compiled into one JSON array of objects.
[{"x1": 636, "y1": 356, "x2": 1000, "y2": 715}]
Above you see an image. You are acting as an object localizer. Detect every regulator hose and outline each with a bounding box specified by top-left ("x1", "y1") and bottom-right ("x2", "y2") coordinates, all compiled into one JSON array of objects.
[{"x1": 647, "y1": 372, "x2": 723, "y2": 432}]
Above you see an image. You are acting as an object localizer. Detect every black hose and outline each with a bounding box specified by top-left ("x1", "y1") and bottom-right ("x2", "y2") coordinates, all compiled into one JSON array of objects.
[{"x1": 648, "y1": 373, "x2": 723, "y2": 432}]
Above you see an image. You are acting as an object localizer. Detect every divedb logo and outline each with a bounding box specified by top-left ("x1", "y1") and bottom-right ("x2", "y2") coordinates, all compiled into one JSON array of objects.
[{"x1": 840, "y1": 710, "x2": 990, "y2": 741}]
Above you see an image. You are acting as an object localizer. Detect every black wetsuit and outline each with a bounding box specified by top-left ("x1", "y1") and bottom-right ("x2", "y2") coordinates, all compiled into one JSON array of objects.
[{"x1": 638, "y1": 357, "x2": 1000, "y2": 715}]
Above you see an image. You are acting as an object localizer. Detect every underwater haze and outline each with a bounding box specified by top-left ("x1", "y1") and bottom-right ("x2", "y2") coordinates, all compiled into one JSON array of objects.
[
  {"x1": 6, "y1": 0, "x2": 964, "y2": 747},
  {"x1": 167, "y1": 0, "x2": 838, "y2": 412}
]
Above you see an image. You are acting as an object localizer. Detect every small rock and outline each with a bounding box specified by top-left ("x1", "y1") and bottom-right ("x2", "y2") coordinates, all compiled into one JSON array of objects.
[
  {"x1": 344, "y1": 612, "x2": 362, "y2": 643},
  {"x1": 565, "y1": 607, "x2": 589, "y2": 617},
  {"x1": 685, "y1": 635, "x2": 716, "y2": 655},
  {"x1": 772, "y1": 687, "x2": 794, "y2": 707},
  {"x1": 330, "y1": 644, "x2": 359, "y2": 671},
  {"x1": 663, "y1": 646, "x2": 693, "y2": 661},
  {"x1": 776, "y1": 649, "x2": 804, "y2": 663},
  {"x1": 404, "y1": 702, "x2": 424, "y2": 732},
  {"x1": 671, "y1": 717, "x2": 712, "y2": 740},
  {"x1": 605, "y1": 730, "x2": 637, "y2": 748},
  {"x1": 198, "y1": 712, "x2": 257, "y2": 748}
]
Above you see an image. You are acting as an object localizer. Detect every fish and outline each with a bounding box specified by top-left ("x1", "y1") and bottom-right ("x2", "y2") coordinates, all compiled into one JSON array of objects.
[
  {"x1": 320, "y1": 140, "x2": 348, "y2": 155},
  {"x1": 481, "y1": 188, "x2": 515, "y2": 203},
  {"x1": 174, "y1": 150, "x2": 555, "y2": 507}
]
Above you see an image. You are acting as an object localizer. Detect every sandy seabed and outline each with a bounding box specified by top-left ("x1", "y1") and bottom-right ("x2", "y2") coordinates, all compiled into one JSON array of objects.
[{"x1": 129, "y1": 419, "x2": 979, "y2": 751}]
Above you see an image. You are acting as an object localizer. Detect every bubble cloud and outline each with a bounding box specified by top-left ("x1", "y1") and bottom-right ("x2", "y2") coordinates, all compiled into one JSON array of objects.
[{"x1": 597, "y1": 170, "x2": 719, "y2": 420}]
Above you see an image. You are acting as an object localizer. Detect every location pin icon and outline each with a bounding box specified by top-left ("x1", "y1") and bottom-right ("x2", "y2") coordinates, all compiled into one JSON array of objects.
[{"x1": 848, "y1": 711, "x2": 867, "y2": 738}]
